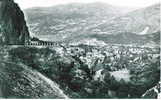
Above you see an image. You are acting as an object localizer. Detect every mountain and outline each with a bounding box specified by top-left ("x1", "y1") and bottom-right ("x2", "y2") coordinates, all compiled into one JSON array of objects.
[
  {"x1": 93, "y1": 4, "x2": 160, "y2": 35},
  {"x1": 24, "y1": 3, "x2": 160, "y2": 45},
  {"x1": 24, "y1": 2, "x2": 131, "y2": 41},
  {"x1": 0, "y1": 0, "x2": 29, "y2": 45},
  {"x1": 145, "y1": 31, "x2": 160, "y2": 45}
]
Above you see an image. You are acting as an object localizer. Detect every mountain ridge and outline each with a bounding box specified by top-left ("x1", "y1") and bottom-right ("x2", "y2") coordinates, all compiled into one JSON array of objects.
[{"x1": 24, "y1": 2, "x2": 160, "y2": 45}]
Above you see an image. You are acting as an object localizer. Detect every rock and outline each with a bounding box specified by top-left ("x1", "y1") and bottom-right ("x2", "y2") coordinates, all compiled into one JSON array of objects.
[
  {"x1": 141, "y1": 82, "x2": 160, "y2": 99},
  {"x1": 0, "y1": 0, "x2": 29, "y2": 45}
]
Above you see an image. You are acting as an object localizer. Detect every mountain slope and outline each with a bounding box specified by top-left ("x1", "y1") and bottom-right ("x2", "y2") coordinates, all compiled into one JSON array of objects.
[
  {"x1": 25, "y1": 3, "x2": 160, "y2": 45},
  {"x1": 24, "y1": 2, "x2": 130, "y2": 40},
  {"x1": 0, "y1": 60, "x2": 68, "y2": 98},
  {"x1": 94, "y1": 4, "x2": 160, "y2": 35}
]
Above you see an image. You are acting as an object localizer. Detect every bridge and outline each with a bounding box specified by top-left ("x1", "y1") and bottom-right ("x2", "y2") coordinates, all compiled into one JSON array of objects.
[{"x1": 25, "y1": 41, "x2": 64, "y2": 46}]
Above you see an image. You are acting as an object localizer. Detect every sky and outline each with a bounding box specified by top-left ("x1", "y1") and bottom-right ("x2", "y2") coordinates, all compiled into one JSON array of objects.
[{"x1": 14, "y1": 0, "x2": 160, "y2": 9}]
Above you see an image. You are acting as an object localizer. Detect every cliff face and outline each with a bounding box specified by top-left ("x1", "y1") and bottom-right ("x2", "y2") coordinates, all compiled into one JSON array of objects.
[{"x1": 0, "y1": 0, "x2": 29, "y2": 45}]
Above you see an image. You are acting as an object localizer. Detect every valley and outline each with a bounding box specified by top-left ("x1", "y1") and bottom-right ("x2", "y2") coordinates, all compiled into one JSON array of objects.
[
  {"x1": 0, "y1": 0, "x2": 160, "y2": 99},
  {"x1": 0, "y1": 44, "x2": 160, "y2": 98}
]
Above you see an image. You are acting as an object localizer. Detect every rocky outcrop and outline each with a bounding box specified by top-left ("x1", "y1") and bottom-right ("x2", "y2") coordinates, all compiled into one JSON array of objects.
[
  {"x1": 0, "y1": 0, "x2": 29, "y2": 45},
  {"x1": 141, "y1": 82, "x2": 160, "y2": 99}
]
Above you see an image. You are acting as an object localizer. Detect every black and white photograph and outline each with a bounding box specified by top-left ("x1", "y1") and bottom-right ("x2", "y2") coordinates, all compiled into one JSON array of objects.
[{"x1": 0, "y1": 0, "x2": 160, "y2": 99}]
